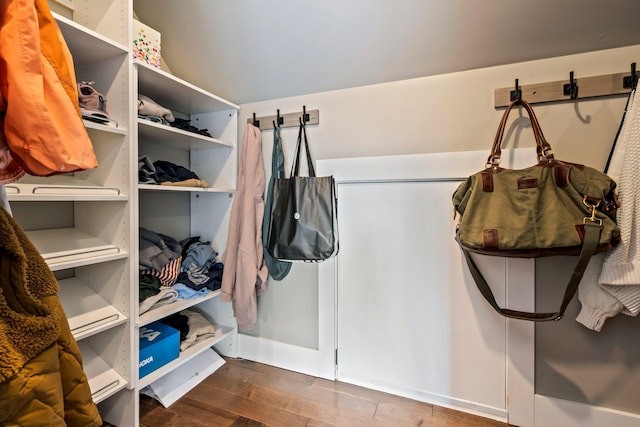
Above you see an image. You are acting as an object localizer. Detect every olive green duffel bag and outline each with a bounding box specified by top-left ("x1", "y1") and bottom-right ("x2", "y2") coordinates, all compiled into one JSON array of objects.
[{"x1": 452, "y1": 99, "x2": 620, "y2": 321}]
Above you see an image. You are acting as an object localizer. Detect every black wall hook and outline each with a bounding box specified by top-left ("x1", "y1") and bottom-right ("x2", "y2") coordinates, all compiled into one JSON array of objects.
[
  {"x1": 276, "y1": 109, "x2": 283, "y2": 126},
  {"x1": 563, "y1": 71, "x2": 579, "y2": 100},
  {"x1": 623, "y1": 62, "x2": 638, "y2": 90},
  {"x1": 302, "y1": 105, "x2": 310, "y2": 123},
  {"x1": 252, "y1": 113, "x2": 260, "y2": 128},
  {"x1": 510, "y1": 79, "x2": 522, "y2": 102}
]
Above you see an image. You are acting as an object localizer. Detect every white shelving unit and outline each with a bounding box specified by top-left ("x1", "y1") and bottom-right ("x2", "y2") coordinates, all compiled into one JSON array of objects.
[
  {"x1": 7, "y1": 2, "x2": 239, "y2": 425},
  {"x1": 133, "y1": 48, "x2": 239, "y2": 412},
  {"x1": 9, "y1": 1, "x2": 136, "y2": 425}
]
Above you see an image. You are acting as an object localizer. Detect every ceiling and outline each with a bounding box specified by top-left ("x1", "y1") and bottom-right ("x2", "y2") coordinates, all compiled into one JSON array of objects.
[{"x1": 135, "y1": 0, "x2": 640, "y2": 105}]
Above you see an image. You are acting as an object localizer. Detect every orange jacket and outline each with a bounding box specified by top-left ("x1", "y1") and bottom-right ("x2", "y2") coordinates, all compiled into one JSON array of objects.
[{"x1": 0, "y1": 0, "x2": 98, "y2": 180}]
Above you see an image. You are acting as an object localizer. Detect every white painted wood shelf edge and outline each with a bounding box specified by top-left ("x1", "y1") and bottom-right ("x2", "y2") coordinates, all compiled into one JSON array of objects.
[
  {"x1": 137, "y1": 289, "x2": 222, "y2": 327},
  {"x1": 80, "y1": 343, "x2": 128, "y2": 405},
  {"x1": 137, "y1": 326, "x2": 233, "y2": 389},
  {"x1": 58, "y1": 278, "x2": 128, "y2": 342}
]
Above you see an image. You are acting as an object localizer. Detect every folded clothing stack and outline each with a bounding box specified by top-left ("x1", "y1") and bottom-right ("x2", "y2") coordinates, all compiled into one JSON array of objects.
[
  {"x1": 138, "y1": 94, "x2": 175, "y2": 124},
  {"x1": 139, "y1": 228, "x2": 182, "y2": 314},
  {"x1": 138, "y1": 156, "x2": 208, "y2": 188},
  {"x1": 175, "y1": 237, "x2": 224, "y2": 292},
  {"x1": 159, "y1": 309, "x2": 218, "y2": 352}
]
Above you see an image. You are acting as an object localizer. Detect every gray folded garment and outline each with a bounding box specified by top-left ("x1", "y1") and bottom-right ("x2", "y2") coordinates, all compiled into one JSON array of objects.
[
  {"x1": 139, "y1": 227, "x2": 182, "y2": 271},
  {"x1": 139, "y1": 287, "x2": 179, "y2": 315},
  {"x1": 138, "y1": 94, "x2": 175, "y2": 122}
]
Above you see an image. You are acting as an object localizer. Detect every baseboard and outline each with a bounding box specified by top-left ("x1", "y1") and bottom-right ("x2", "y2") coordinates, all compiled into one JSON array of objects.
[
  {"x1": 535, "y1": 395, "x2": 640, "y2": 427},
  {"x1": 337, "y1": 372, "x2": 508, "y2": 423},
  {"x1": 237, "y1": 333, "x2": 325, "y2": 378}
]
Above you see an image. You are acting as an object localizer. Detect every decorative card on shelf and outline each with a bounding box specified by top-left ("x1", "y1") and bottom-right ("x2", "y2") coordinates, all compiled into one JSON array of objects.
[{"x1": 133, "y1": 20, "x2": 161, "y2": 68}]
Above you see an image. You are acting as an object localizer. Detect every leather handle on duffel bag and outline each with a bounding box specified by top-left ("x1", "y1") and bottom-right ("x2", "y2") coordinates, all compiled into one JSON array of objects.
[
  {"x1": 487, "y1": 99, "x2": 555, "y2": 168},
  {"x1": 460, "y1": 222, "x2": 602, "y2": 321}
]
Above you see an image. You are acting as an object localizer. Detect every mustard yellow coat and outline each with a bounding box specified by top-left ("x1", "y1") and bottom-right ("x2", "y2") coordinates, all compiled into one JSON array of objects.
[{"x1": 0, "y1": 207, "x2": 102, "y2": 426}]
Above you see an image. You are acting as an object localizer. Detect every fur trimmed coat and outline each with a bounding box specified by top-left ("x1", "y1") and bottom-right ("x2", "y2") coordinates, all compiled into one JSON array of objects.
[{"x1": 0, "y1": 207, "x2": 102, "y2": 426}]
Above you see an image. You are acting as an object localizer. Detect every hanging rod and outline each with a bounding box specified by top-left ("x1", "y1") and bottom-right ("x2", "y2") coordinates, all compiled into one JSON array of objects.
[
  {"x1": 248, "y1": 108, "x2": 320, "y2": 130},
  {"x1": 494, "y1": 70, "x2": 633, "y2": 108}
]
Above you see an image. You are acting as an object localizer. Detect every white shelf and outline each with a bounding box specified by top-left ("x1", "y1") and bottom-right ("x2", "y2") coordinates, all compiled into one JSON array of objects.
[
  {"x1": 25, "y1": 228, "x2": 127, "y2": 271},
  {"x1": 137, "y1": 119, "x2": 233, "y2": 150},
  {"x1": 135, "y1": 60, "x2": 239, "y2": 114},
  {"x1": 137, "y1": 183, "x2": 234, "y2": 194},
  {"x1": 6, "y1": 183, "x2": 126, "y2": 201},
  {"x1": 84, "y1": 120, "x2": 128, "y2": 135},
  {"x1": 140, "y1": 348, "x2": 225, "y2": 408},
  {"x1": 80, "y1": 343, "x2": 128, "y2": 404},
  {"x1": 58, "y1": 278, "x2": 128, "y2": 341},
  {"x1": 137, "y1": 325, "x2": 233, "y2": 389},
  {"x1": 138, "y1": 289, "x2": 222, "y2": 327},
  {"x1": 53, "y1": 12, "x2": 128, "y2": 62}
]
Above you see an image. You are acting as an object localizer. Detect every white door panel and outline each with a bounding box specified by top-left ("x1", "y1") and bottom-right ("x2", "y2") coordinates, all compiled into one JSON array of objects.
[{"x1": 336, "y1": 180, "x2": 507, "y2": 416}]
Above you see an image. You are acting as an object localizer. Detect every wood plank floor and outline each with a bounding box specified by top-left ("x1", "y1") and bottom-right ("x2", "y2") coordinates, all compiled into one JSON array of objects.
[{"x1": 139, "y1": 358, "x2": 514, "y2": 427}]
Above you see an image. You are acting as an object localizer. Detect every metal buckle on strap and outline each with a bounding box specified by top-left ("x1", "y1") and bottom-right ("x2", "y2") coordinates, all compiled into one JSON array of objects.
[
  {"x1": 485, "y1": 156, "x2": 501, "y2": 169},
  {"x1": 541, "y1": 147, "x2": 555, "y2": 161},
  {"x1": 582, "y1": 195, "x2": 603, "y2": 225}
]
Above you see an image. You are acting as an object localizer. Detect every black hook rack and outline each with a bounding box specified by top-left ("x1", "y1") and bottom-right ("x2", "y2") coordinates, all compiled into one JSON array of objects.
[
  {"x1": 623, "y1": 62, "x2": 638, "y2": 90},
  {"x1": 563, "y1": 71, "x2": 579, "y2": 100},
  {"x1": 510, "y1": 79, "x2": 522, "y2": 102},
  {"x1": 248, "y1": 108, "x2": 320, "y2": 130},
  {"x1": 495, "y1": 66, "x2": 637, "y2": 108}
]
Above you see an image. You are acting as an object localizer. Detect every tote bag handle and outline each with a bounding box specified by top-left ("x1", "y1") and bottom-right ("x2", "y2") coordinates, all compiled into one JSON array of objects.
[{"x1": 291, "y1": 118, "x2": 316, "y2": 178}]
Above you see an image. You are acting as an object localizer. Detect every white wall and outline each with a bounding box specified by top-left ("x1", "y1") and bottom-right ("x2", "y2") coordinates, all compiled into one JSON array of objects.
[{"x1": 238, "y1": 44, "x2": 640, "y2": 412}]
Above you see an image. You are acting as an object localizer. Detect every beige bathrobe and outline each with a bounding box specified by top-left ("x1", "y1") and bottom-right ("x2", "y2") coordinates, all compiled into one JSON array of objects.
[{"x1": 221, "y1": 123, "x2": 268, "y2": 330}]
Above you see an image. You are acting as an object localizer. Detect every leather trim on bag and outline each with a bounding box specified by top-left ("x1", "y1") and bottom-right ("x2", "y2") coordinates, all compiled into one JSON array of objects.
[
  {"x1": 574, "y1": 224, "x2": 586, "y2": 244},
  {"x1": 554, "y1": 164, "x2": 571, "y2": 188},
  {"x1": 517, "y1": 178, "x2": 539, "y2": 189},
  {"x1": 481, "y1": 171, "x2": 494, "y2": 192},
  {"x1": 483, "y1": 229, "x2": 499, "y2": 249}
]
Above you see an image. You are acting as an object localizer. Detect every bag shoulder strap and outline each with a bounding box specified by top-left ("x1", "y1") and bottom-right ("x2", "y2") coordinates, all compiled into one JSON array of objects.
[
  {"x1": 604, "y1": 88, "x2": 635, "y2": 173},
  {"x1": 272, "y1": 123, "x2": 287, "y2": 179},
  {"x1": 460, "y1": 222, "x2": 602, "y2": 321}
]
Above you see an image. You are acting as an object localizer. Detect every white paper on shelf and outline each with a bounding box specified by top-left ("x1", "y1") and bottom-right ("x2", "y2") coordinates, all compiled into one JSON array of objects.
[{"x1": 140, "y1": 348, "x2": 225, "y2": 408}]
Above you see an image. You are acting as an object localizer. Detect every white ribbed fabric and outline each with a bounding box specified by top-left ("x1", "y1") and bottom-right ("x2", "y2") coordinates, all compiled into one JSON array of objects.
[
  {"x1": 599, "y1": 88, "x2": 640, "y2": 316},
  {"x1": 576, "y1": 90, "x2": 640, "y2": 331},
  {"x1": 576, "y1": 253, "x2": 623, "y2": 331}
]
